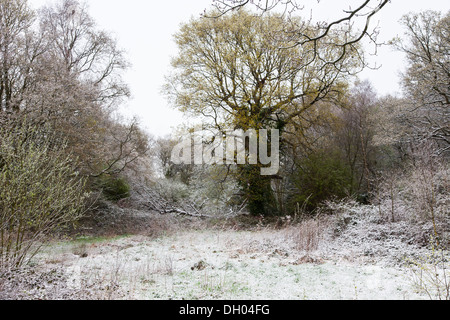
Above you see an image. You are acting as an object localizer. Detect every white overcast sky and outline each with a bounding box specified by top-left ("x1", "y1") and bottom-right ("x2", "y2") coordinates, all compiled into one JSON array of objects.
[{"x1": 29, "y1": 0, "x2": 449, "y2": 137}]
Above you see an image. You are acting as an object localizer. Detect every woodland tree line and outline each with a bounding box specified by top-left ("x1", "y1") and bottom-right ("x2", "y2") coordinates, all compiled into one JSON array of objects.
[{"x1": 0, "y1": 0, "x2": 448, "y2": 268}]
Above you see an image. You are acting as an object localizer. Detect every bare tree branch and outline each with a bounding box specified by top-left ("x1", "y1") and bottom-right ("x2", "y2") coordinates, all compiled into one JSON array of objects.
[{"x1": 206, "y1": 0, "x2": 390, "y2": 68}]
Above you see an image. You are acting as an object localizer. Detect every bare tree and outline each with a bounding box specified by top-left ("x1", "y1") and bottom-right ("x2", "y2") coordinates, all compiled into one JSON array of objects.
[
  {"x1": 0, "y1": 0, "x2": 47, "y2": 115},
  {"x1": 39, "y1": 0, "x2": 130, "y2": 108},
  {"x1": 0, "y1": 0, "x2": 150, "y2": 179},
  {"x1": 393, "y1": 10, "x2": 450, "y2": 155},
  {"x1": 89, "y1": 116, "x2": 150, "y2": 178},
  {"x1": 335, "y1": 80, "x2": 379, "y2": 194}
]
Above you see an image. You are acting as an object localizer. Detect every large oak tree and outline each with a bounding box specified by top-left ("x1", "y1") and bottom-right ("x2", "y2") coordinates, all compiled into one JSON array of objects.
[{"x1": 166, "y1": 10, "x2": 363, "y2": 215}]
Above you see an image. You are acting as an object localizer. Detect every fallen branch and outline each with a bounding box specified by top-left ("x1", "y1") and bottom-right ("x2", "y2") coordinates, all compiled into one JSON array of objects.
[{"x1": 162, "y1": 208, "x2": 213, "y2": 219}]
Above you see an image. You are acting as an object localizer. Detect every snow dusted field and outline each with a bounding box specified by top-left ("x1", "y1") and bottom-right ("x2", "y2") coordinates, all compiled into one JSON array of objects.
[
  {"x1": 58, "y1": 230, "x2": 426, "y2": 300},
  {"x1": 23, "y1": 222, "x2": 431, "y2": 300},
  {"x1": 3, "y1": 202, "x2": 446, "y2": 300}
]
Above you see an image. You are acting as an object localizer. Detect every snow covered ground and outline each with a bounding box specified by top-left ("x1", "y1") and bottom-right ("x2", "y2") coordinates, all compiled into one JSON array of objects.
[
  {"x1": 25, "y1": 228, "x2": 429, "y2": 300},
  {"x1": 74, "y1": 230, "x2": 427, "y2": 300},
  {"x1": 3, "y1": 202, "x2": 446, "y2": 300}
]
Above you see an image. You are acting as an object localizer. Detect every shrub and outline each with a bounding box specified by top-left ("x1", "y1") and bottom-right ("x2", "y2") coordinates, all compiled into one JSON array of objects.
[
  {"x1": 97, "y1": 175, "x2": 131, "y2": 201},
  {"x1": 374, "y1": 142, "x2": 449, "y2": 230},
  {"x1": 290, "y1": 219, "x2": 324, "y2": 252},
  {"x1": 407, "y1": 237, "x2": 450, "y2": 300},
  {"x1": 0, "y1": 121, "x2": 88, "y2": 269},
  {"x1": 289, "y1": 149, "x2": 354, "y2": 212}
]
